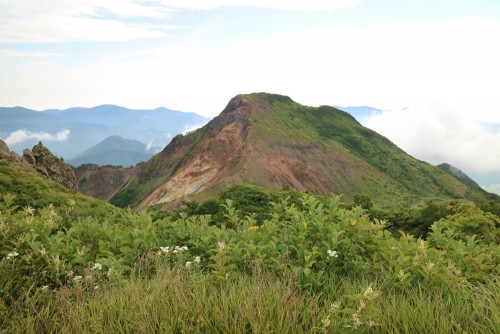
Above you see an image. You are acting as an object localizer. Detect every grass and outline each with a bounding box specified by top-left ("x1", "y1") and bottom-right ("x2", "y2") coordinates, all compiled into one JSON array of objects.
[{"x1": 5, "y1": 264, "x2": 499, "y2": 333}]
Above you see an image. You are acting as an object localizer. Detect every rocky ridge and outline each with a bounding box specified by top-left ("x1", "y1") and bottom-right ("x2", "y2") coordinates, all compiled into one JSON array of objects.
[{"x1": 0, "y1": 140, "x2": 77, "y2": 190}]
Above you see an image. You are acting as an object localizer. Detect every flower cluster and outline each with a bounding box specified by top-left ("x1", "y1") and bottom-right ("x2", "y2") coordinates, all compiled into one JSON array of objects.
[
  {"x1": 185, "y1": 256, "x2": 201, "y2": 268},
  {"x1": 92, "y1": 262, "x2": 102, "y2": 271},
  {"x1": 247, "y1": 226, "x2": 259, "y2": 232},
  {"x1": 6, "y1": 251, "x2": 19, "y2": 260},
  {"x1": 158, "y1": 245, "x2": 188, "y2": 255},
  {"x1": 327, "y1": 250, "x2": 338, "y2": 258}
]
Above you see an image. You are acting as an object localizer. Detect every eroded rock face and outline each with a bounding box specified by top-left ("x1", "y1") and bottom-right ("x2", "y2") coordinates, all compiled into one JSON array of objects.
[{"x1": 74, "y1": 164, "x2": 135, "y2": 201}]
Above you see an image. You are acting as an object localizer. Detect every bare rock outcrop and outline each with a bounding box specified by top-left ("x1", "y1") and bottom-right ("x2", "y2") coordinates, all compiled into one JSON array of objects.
[
  {"x1": 24, "y1": 142, "x2": 77, "y2": 190},
  {"x1": 0, "y1": 139, "x2": 77, "y2": 190}
]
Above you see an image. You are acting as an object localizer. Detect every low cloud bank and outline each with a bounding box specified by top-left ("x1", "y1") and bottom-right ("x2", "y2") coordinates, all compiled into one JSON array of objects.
[
  {"x1": 363, "y1": 105, "x2": 500, "y2": 177},
  {"x1": 481, "y1": 184, "x2": 500, "y2": 196},
  {"x1": 3, "y1": 128, "x2": 70, "y2": 146}
]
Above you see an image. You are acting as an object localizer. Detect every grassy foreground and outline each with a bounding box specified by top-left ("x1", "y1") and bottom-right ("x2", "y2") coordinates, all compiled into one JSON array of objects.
[
  {"x1": 1, "y1": 190, "x2": 499, "y2": 333},
  {"x1": 7, "y1": 264, "x2": 499, "y2": 333}
]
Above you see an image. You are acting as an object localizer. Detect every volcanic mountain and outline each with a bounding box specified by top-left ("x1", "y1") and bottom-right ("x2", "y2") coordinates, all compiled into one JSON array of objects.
[{"x1": 79, "y1": 93, "x2": 490, "y2": 209}]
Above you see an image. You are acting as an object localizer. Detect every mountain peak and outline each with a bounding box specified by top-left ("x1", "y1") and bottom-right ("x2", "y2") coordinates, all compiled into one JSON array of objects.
[{"x1": 221, "y1": 95, "x2": 250, "y2": 114}]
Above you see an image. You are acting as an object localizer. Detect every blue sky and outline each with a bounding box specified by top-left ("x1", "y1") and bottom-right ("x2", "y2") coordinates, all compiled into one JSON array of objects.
[{"x1": 0, "y1": 0, "x2": 499, "y2": 192}]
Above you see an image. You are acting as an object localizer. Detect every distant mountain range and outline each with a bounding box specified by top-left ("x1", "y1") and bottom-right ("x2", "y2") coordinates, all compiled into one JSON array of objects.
[
  {"x1": 67, "y1": 135, "x2": 153, "y2": 168},
  {"x1": 0, "y1": 105, "x2": 211, "y2": 162},
  {"x1": 73, "y1": 93, "x2": 496, "y2": 210}
]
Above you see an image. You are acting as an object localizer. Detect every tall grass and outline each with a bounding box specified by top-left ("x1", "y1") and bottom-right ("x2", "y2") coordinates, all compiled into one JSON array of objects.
[{"x1": 6, "y1": 265, "x2": 499, "y2": 333}]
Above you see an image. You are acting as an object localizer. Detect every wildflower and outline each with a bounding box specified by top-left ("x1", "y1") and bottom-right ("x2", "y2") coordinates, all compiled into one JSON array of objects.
[
  {"x1": 357, "y1": 300, "x2": 366, "y2": 313},
  {"x1": 363, "y1": 283, "x2": 378, "y2": 300},
  {"x1": 107, "y1": 267, "x2": 115, "y2": 280},
  {"x1": 327, "y1": 250, "x2": 338, "y2": 258},
  {"x1": 42, "y1": 285, "x2": 49, "y2": 291},
  {"x1": 351, "y1": 313, "x2": 361, "y2": 329},
  {"x1": 368, "y1": 320, "x2": 376, "y2": 328},
  {"x1": 329, "y1": 301, "x2": 341, "y2": 314},
  {"x1": 74, "y1": 276, "x2": 83, "y2": 282},
  {"x1": 67, "y1": 271, "x2": 74, "y2": 278},
  {"x1": 426, "y1": 262, "x2": 435, "y2": 270},
  {"x1": 321, "y1": 318, "x2": 331, "y2": 327},
  {"x1": 185, "y1": 261, "x2": 192, "y2": 268},
  {"x1": 194, "y1": 256, "x2": 201, "y2": 263},
  {"x1": 92, "y1": 263, "x2": 102, "y2": 271},
  {"x1": 6, "y1": 251, "x2": 19, "y2": 259},
  {"x1": 418, "y1": 239, "x2": 425, "y2": 250},
  {"x1": 217, "y1": 241, "x2": 225, "y2": 251},
  {"x1": 173, "y1": 246, "x2": 188, "y2": 254},
  {"x1": 248, "y1": 226, "x2": 259, "y2": 232},
  {"x1": 160, "y1": 246, "x2": 170, "y2": 254},
  {"x1": 94, "y1": 285, "x2": 99, "y2": 290}
]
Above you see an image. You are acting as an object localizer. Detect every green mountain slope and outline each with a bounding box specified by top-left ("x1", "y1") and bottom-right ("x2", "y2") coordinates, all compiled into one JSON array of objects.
[{"x1": 104, "y1": 93, "x2": 494, "y2": 210}]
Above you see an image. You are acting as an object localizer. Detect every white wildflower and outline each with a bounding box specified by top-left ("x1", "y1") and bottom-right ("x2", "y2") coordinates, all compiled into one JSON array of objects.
[
  {"x1": 357, "y1": 300, "x2": 366, "y2": 313},
  {"x1": 321, "y1": 318, "x2": 331, "y2": 327},
  {"x1": 73, "y1": 276, "x2": 83, "y2": 282},
  {"x1": 217, "y1": 241, "x2": 225, "y2": 251},
  {"x1": 330, "y1": 301, "x2": 341, "y2": 314},
  {"x1": 351, "y1": 313, "x2": 361, "y2": 329},
  {"x1": 6, "y1": 251, "x2": 19, "y2": 259},
  {"x1": 194, "y1": 256, "x2": 201, "y2": 263},
  {"x1": 185, "y1": 261, "x2": 192, "y2": 268},
  {"x1": 67, "y1": 271, "x2": 74, "y2": 278},
  {"x1": 363, "y1": 283, "x2": 378, "y2": 300},
  {"x1": 160, "y1": 246, "x2": 170, "y2": 254},
  {"x1": 92, "y1": 263, "x2": 102, "y2": 271},
  {"x1": 94, "y1": 285, "x2": 99, "y2": 290},
  {"x1": 107, "y1": 267, "x2": 115, "y2": 280},
  {"x1": 42, "y1": 285, "x2": 49, "y2": 290},
  {"x1": 327, "y1": 249, "x2": 338, "y2": 258}
]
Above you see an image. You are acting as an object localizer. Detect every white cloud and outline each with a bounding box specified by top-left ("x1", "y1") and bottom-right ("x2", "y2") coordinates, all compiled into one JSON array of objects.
[
  {"x1": 0, "y1": 0, "x2": 357, "y2": 43},
  {"x1": 0, "y1": 0, "x2": 177, "y2": 43},
  {"x1": 145, "y1": 133, "x2": 173, "y2": 153},
  {"x1": 4, "y1": 129, "x2": 71, "y2": 146},
  {"x1": 0, "y1": 50, "x2": 64, "y2": 59},
  {"x1": 364, "y1": 105, "x2": 500, "y2": 175},
  {"x1": 481, "y1": 184, "x2": 500, "y2": 196},
  {"x1": 155, "y1": 0, "x2": 360, "y2": 11},
  {"x1": 183, "y1": 123, "x2": 208, "y2": 135}
]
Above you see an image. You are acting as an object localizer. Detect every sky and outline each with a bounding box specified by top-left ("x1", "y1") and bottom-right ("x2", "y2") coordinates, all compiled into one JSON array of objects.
[{"x1": 0, "y1": 0, "x2": 499, "y2": 192}]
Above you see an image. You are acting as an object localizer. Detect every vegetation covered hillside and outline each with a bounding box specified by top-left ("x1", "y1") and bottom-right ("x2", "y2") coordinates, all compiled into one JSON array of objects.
[
  {"x1": 1, "y1": 102, "x2": 498, "y2": 333},
  {"x1": 106, "y1": 93, "x2": 493, "y2": 210}
]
